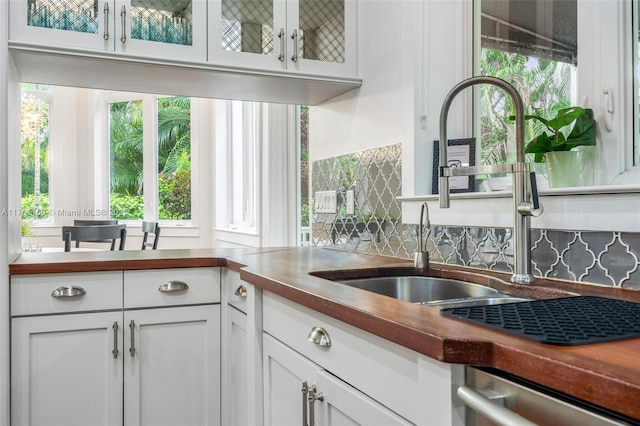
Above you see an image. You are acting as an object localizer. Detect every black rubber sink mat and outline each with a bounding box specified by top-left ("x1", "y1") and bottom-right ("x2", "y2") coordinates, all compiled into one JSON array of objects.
[{"x1": 441, "y1": 296, "x2": 640, "y2": 345}]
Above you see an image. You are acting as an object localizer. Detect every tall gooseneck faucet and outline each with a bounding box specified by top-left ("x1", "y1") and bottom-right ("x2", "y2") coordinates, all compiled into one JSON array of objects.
[{"x1": 438, "y1": 76, "x2": 542, "y2": 284}]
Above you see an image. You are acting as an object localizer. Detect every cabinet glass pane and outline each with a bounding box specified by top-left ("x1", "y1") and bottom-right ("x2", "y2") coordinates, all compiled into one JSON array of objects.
[
  {"x1": 27, "y1": 0, "x2": 99, "y2": 33},
  {"x1": 221, "y1": 0, "x2": 274, "y2": 55},
  {"x1": 130, "y1": 0, "x2": 193, "y2": 46},
  {"x1": 299, "y1": 0, "x2": 345, "y2": 63}
]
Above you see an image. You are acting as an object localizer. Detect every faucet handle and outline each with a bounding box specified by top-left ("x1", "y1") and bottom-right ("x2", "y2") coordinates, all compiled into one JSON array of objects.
[
  {"x1": 529, "y1": 171, "x2": 540, "y2": 211},
  {"x1": 518, "y1": 172, "x2": 544, "y2": 217}
]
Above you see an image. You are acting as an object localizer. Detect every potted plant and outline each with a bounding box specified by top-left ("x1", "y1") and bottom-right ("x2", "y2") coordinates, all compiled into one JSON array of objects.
[{"x1": 521, "y1": 106, "x2": 596, "y2": 188}]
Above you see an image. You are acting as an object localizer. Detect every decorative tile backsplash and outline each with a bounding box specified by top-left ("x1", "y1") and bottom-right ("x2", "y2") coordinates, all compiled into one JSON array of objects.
[{"x1": 311, "y1": 144, "x2": 640, "y2": 290}]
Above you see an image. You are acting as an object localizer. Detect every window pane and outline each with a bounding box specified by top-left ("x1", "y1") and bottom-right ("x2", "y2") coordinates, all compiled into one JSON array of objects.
[
  {"x1": 479, "y1": 0, "x2": 577, "y2": 167},
  {"x1": 157, "y1": 97, "x2": 192, "y2": 220},
  {"x1": 21, "y1": 88, "x2": 50, "y2": 221},
  {"x1": 109, "y1": 100, "x2": 144, "y2": 220},
  {"x1": 229, "y1": 101, "x2": 256, "y2": 230},
  {"x1": 300, "y1": 105, "x2": 310, "y2": 245}
]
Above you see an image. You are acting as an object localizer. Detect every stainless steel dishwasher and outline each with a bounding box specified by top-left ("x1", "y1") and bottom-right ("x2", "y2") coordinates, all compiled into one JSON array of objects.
[{"x1": 454, "y1": 367, "x2": 639, "y2": 426}]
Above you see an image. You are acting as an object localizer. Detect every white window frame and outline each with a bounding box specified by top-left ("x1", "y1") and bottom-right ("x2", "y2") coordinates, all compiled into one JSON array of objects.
[
  {"x1": 577, "y1": 0, "x2": 640, "y2": 186},
  {"x1": 474, "y1": 0, "x2": 640, "y2": 187},
  {"x1": 98, "y1": 92, "x2": 194, "y2": 227},
  {"x1": 215, "y1": 99, "x2": 259, "y2": 234}
]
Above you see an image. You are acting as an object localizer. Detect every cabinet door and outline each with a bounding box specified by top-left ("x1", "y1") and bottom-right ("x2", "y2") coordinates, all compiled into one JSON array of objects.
[
  {"x1": 315, "y1": 371, "x2": 413, "y2": 426},
  {"x1": 124, "y1": 305, "x2": 221, "y2": 426},
  {"x1": 114, "y1": 0, "x2": 207, "y2": 61},
  {"x1": 285, "y1": 0, "x2": 357, "y2": 77},
  {"x1": 9, "y1": 0, "x2": 114, "y2": 50},
  {"x1": 208, "y1": 0, "x2": 287, "y2": 70},
  {"x1": 222, "y1": 269, "x2": 264, "y2": 426},
  {"x1": 11, "y1": 311, "x2": 123, "y2": 426},
  {"x1": 222, "y1": 305, "x2": 248, "y2": 426},
  {"x1": 263, "y1": 332, "x2": 321, "y2": 426},
  {"x1": 264, "y1": 333, "x2": 412, "y2": 426}
]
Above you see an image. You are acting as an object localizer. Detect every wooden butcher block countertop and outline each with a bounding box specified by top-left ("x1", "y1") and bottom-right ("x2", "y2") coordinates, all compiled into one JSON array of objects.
[{"x1": 11, "y1": 247, "x2": 640, "y2": 421}]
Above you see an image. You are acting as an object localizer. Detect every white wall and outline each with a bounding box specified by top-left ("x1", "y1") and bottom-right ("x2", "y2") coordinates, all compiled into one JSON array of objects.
[
  {"x1": 310, "y1": 0, "x2": 419, "y2": 162},
  {"x1": 312, "y1": 0, "x2": 640, "y2": 234},
  {"x1": 0, "y1": 0, "x2": 22, "y2": 421},
  {"x1": 0, "y1": 1, "x2": 9, "y2": 420}
]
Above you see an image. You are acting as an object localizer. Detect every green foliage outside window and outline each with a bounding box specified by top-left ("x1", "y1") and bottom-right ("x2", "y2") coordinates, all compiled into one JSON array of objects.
[
  {"x1": 480, "y1": 49, "x2": 573, "y2": 166},
  {"x1": 158, "y1": 149, "x2": 191, "y2": 220},
  {"x1": 300, "y1": 105, "x2": 309, "y2": 229},
  {"x1": 109, "y1": 96, "x2": 192, "y2": 220},
  {"x1": 110, "y1": 193, "x2": 144, "y2": 219},
  {"x1": 21, "y1": 89, "x2": 50, "y2": 216},
  {"x1": 21, "y1": 193, "x2": 50, "y2": 220}
]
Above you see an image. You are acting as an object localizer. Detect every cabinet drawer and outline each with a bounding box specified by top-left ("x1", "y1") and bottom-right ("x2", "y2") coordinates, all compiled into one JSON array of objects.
[
  {"x1": 263, "y1": 292, "x2": 423, "y2": 423},
  {"x1": 124, "y1": 268, "x2": 220, "y2": 308},
  {"x1": 223, "y1": 269, "x2": 251, "y2": 313},
  {"x1": 11, "y1": 271, "x2": 123, "y2": 316}
]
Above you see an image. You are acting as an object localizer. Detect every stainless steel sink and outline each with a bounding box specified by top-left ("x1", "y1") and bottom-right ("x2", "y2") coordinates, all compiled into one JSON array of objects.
[{"x1": 335, "y1": 276, "x2": 524, "y2": 306}]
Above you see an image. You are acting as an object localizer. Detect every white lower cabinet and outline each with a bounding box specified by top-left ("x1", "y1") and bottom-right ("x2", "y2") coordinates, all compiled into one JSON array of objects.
[
  {"x1": 11, "y1": 311, "x2": 124, "y2": 426},
  {"x1": 224, "y1": 306, "x2": 248, "y2": 425},
  {"x1": 123, "y1": 306, "x2": 221, "y2": 426},
  {"x1": 262, "y1": 292, "x2": 457, "y2": 426},
  {"x1": 263, "y1": 332, "x2": 411, "y2": 426},
  {"x1": 10, "y1": 268, "x2": 221, "y2": 426},
  {"x1": 221, "y1": 269, "x2": 263, "y2": 426}
]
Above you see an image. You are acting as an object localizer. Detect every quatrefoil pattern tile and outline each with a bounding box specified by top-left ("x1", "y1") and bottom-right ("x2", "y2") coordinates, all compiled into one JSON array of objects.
[{"x1": 311, "y1": 144, "x2": 640, "y2": 289}]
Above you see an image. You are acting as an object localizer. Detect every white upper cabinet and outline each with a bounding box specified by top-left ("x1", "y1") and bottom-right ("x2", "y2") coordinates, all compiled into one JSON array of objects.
[
  {"x1": 209, "y1": 0, "x2": 357, "y2": 77},
  {"x1": 9, "y1": 0, "x2": 207, "y2": 61}
]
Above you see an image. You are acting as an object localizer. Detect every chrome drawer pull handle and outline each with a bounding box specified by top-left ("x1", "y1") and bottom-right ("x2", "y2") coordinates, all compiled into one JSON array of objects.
[
  {"x1": 112, "y1": 321, "x2": 119, "y2": 359},
  {"x1": 290, "y1": 29, "x2": 299, "y2": 62},
  {"x1": 301, "y1": 381, "x2": 308, "y2": 426},
  {"x1": 457, "y1": 386, "x2": 537, "y2": 426},
  {"x1": 278, "y1": 28, "x2": 285, "y2": 61},
  {"x1": 129, "y1": 320, "x2": 136, "y2": 357},
  {"x1": 103, "y1": 2, "x2": 110, "y2": 40},
  {"x1": 308, "y1": 384, "x2": 324, "y2": 426},
  {"x1": 234, "y1": 285, "x2": 247, "y2": 298},
  {"x1": 120, "y1": 5, "x2": 127, "y2": 43},
  {"x1": 158, "y1": 281, "x2": 189, "y2": 292},
  {"x1": 51, "y1": 285, "x2": 86, "y2": 298},
  {"x1": 307, "y1": 326, "x2": 331, "y2": 347}
]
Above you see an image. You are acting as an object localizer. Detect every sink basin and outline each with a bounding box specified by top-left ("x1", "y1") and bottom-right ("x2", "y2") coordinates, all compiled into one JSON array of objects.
[{"x1": 335, "y1": 276, "x2": 509, "y2": 305}]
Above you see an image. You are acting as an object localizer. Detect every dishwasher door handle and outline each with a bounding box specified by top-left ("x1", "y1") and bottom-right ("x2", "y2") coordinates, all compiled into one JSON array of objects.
[{"x1": 457, "y1": 385, "x2": 538, "y2": 426}]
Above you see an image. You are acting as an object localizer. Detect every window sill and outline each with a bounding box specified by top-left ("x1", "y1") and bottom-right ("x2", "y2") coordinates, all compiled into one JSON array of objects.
[
  {"x1": 213, "y1": 228, "x2": 261, "y2": 247},
  {"x1": 400, "y1": 184, "x2": 640, "y2": 232},
  {"x1": 399, "y1": 183, "x2": 640, "y2": 202},
  {"x1": 26, "y1": 223, "x2": 200, "y2": 238},
  {"x1": 213, "y1": 227, "x2": 259, "y2": 236}
]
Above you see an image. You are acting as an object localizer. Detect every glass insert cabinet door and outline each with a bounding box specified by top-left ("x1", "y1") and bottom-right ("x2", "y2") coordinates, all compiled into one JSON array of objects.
[
  {"x1": 208, "y1": 0, "x2": 356, "y2": 76},
  {"x1": 10, "y1": 0, "x2": 206, "y2": 61}
]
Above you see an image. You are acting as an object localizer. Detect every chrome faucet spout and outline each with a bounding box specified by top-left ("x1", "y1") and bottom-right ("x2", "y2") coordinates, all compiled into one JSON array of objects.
[{"x1": 437, "y1": 76, "x2": 541, "y2": 284}]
